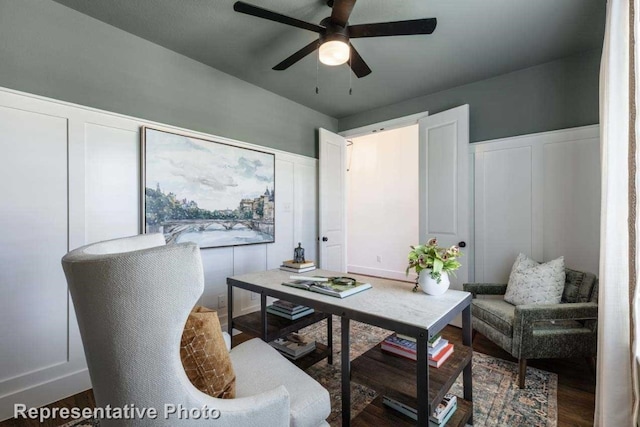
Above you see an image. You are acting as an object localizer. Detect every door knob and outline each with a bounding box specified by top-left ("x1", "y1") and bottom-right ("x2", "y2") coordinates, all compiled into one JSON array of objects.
[
  {"x1": 458, "y1": 241, "x2": 466, "y2": 248},
  {"x1": 322, "y1": 237, "x2": 328, "y2": 242}
]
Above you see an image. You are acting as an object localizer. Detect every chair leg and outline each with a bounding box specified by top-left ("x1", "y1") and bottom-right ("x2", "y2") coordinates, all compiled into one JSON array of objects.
[
  {"x1": 518, "y1": 358, "x2": 527, "y2": 389},
  {"x1": 586, "y1": 356, "x2": 597, "y2": 377}
]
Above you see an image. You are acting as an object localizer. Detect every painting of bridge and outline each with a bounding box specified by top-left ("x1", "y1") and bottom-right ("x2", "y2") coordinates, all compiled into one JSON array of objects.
[
  {"x1": 142, "y1": 127, "x2": 275, "y2": 248},
  {"x1": 162, "y1": 219, "x2": 274, "y2": 244}
]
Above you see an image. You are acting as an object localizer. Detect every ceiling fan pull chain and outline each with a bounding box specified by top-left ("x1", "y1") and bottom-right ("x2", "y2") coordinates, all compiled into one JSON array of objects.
[
  {"x1": 315, "y1": 49, "x2": 320, "y2": 94},
  {"x1": 349, "y1": 54, "x2": 353, "y2": 95}
]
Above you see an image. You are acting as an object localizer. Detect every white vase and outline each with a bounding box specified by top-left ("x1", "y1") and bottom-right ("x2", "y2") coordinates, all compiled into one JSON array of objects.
[{"x1": 419, "y1": 270, "x2": 450, "y2": 295}]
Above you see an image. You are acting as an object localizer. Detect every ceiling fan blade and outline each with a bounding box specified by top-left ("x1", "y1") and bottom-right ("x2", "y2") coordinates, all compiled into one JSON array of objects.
[
  {"x1": 331, "y1": 0, "x2": 357, "y2": 27},
  {"x1": 233, "y1": 1, "x2": 323, "y2": 33},
  {"x1": 349, "y1": 18, "x2": 437, "y2": 38},
  {"x1": 349, "y1": 44, "x2": 372, "y2": 78},
  {"x1": 273, "y1": 40, "x2": 320, "y2": 70}
]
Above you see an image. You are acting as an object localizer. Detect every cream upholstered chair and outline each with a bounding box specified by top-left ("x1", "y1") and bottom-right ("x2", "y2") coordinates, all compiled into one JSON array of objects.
[{"x1": 62, "y1": 234, "x2": 330, "y2": 427}]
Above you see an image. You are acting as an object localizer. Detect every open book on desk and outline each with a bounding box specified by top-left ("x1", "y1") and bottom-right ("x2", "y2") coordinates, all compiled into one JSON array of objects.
[{"x1": 283, "y1": 276, "x2": 372, "y2": 298}]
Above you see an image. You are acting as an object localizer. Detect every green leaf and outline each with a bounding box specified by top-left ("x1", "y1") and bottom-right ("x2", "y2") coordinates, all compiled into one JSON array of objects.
[{"x1": 433, "y1": 258, "x2": 443, "y2": 273}]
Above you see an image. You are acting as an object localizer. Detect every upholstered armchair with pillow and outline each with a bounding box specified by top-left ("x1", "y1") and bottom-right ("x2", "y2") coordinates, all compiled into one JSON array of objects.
[
  {"x1": 463, "y1": 255, "x2": 598, "y2": 389},
  {"x1": 62, "y1": 234, "x2": 330, "y2": 427}
]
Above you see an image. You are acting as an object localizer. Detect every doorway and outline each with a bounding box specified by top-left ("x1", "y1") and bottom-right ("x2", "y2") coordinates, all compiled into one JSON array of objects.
[
  {"x1": 346, "y1": 124, "x2": 420, "y2": 282},
  {"x1": 319, "y1": 105, "x2": 470, "y2": 292}
]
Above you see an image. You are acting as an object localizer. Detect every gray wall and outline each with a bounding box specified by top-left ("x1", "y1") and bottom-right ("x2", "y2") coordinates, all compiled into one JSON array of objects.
[
  {"x1": 0, "y1": 0, "x2": 337, "y2": 158},
  {"x1": 0, "y1": 0, "x2": 600, "y2": 154},
  {"x1": 338, "y1": 49, "x2": 601, "y2": 142}
]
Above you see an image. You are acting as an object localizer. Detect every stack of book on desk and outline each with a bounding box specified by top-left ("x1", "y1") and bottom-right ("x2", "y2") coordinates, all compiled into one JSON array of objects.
[
  {"x1": 269, "y1": 333, "x2": 316, "y2": 360},
  {"x1": 380, "y1": 333, "x2": 454, "y2": 368},
  {"x1": 279, "y1": 259, "x2": 316, "y2": 273},
  {"x1": 382, "y1": 393, "x2": 457, "y2": 424},
  {"x1": 266, "y1": 299, "x2": 314, "y2": 320},
  {"x1": 282, "y1": 276, "x2": 372, "y2": 298}
]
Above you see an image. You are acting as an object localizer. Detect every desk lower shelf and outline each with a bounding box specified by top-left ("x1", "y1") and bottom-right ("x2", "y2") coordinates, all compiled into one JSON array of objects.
[
  {"x1": 352, "y1": 396, "x2": 472, "y2": 427},
  {"x1": 231, "y1": 310, "x2": 332, "y2": 369},
  {"x1": 350, "y1": 338, "x2": 472, "y2": 415},
  {"x1": 291, "y1": 342, "x2": 331, "y2": 370},
  {"x1": 231, "y1": 310, "x2": 330, "y2": 343}
]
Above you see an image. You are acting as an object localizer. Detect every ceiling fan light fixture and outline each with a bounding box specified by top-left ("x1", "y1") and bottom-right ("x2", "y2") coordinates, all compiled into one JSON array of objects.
[{"x1": 319, "y1": 40, "x2": 350, "y2": 66}]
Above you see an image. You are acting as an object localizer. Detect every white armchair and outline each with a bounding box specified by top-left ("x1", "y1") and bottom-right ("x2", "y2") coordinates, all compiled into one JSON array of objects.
[{"x1": 62, "y1": 234, "x2": 330, "y2": 427}]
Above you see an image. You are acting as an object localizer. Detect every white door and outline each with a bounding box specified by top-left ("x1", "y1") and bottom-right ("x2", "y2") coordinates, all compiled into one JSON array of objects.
[
  {"x1": 319, "y1": 128, "x2": 347, "y2": 272},
  {"x1": 418, "y1": 105, "x2": 471, "y2": 291}
]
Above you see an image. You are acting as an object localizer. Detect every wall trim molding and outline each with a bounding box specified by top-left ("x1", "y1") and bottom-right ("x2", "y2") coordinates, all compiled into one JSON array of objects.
[
  {"x1": 471, "y1": 124, "x2": 599, "y2": 151},
  {"x1": 0, "y1": 86, "x2": 316, "y2": 163}
]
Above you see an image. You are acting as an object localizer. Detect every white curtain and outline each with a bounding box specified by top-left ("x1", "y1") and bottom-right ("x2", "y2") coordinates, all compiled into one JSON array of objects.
[
  {"x1": 596, "y1": 0, "x2": 639, "y2": 426},
  {"x1": 635, "y1": 1, "x2": 640, "y2": 424}
]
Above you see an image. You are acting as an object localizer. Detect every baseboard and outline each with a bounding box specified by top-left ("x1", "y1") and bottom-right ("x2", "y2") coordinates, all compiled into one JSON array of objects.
[
  {"x1": 347, "y1": 265, "x2": 416, "y2": 282},
  {"x1": 0, "y1": 369, "x2": 91, "y2": 422}
]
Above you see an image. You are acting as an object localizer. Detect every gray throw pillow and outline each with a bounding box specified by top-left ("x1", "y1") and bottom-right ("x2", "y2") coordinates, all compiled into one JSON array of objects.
[{"x1": 504, "y1": 253, "x2": 565, "y2": 306}]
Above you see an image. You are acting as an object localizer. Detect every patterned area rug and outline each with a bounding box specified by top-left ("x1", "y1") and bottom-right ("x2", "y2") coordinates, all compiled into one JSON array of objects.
[{"x1": 59, "y1": 318, "x2": 557, "y2": 427}]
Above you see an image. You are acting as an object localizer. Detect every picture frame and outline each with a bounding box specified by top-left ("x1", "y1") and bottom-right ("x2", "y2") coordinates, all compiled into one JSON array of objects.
[{"x1": 140, "y1": 126, "x2": 275, "y2": 248}]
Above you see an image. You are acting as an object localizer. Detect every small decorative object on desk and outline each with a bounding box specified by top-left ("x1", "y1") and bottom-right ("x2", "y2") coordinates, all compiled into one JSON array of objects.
[
  {"x1": 293, "y1": 242, "x2": 306, "y2": 263},
  {"x1": 406, "y1": 237, "x2": 462, "y2": 296}
]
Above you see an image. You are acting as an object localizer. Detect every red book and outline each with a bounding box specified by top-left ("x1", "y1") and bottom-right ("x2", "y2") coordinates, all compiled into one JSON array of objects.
[
  {"x1": 381, "y1": 342, "x2": 454, "y2": 368},
  {"x1": 429, "y1": 343, "x2": 454, "y2": 368}
]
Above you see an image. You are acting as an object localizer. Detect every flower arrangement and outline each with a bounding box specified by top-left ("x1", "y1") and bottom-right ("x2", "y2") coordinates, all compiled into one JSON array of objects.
[{"x1": 406, "y1": 238, "x2": 462, "y2": 284}]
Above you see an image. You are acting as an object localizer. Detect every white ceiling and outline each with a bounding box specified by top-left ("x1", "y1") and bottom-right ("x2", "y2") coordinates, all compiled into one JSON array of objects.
[{"x1": 51, "y1": 0, "x2": 606, "y2": 118}]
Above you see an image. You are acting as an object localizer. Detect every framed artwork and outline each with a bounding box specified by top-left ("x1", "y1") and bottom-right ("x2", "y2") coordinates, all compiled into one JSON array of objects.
[{"x1": 141, "y1": 127, "x2": 275, "y2": 248}]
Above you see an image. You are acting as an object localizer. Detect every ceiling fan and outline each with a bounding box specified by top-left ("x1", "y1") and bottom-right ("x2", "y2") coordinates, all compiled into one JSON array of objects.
[{"x1": 233, "y1": 0, "x2": 437, "y2": 78}]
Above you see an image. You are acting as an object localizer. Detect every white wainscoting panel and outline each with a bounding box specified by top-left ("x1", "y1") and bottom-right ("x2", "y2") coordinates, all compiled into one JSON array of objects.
[
  {"x1": 542, "y1": 137, "x2": 601, "y2": 274},
  {"x1": 233, "y1": 244, "x2": 268, "y2": 315},
  {"x1": 199, "y1": 247, "x2": 234, "y2": 316},
  {"x1": 267, "y1": 159, "x2": 295, "y2": 269},
  {"x1": 0, "y1": 104, "x2": 89, "y2": 420},
  {"x1": 294, "y1": 162, "x2": 318, "y2": 264},
  {"x1": 473, "y1": 125, "x2": 600, "y2": 284},
  {"x1": 0, "y1": 86, "x2": 318, "y2": 420},
  {"x1": 474, "y1": 146, "x2": 533, "y2": 282},
  {"x1": 85, "y1": 123, "x2": 140, "y2": 243}
]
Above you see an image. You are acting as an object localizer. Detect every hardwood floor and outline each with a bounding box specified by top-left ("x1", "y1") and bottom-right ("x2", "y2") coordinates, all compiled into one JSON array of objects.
[{"x1": 0, "y1": 328, "x2": 595, "y2": 427}]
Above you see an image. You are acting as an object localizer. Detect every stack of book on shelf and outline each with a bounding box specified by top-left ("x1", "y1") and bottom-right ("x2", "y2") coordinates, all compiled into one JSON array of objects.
[
  {"x1": 269, "y1": 333, "x2": 316, "y2": 360},
  {"x1": 380, "y1": 333, "x2": 454, "y2": 368},
  {"x1": 382, "y1": 393, "x2": 457, "y2": 424},
  {"x1": 280, "y1": 259, "x2": 316, "y2": 273},
  {"x1": 266, "y1": 299, "x2": 314, "y2": 320}
]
